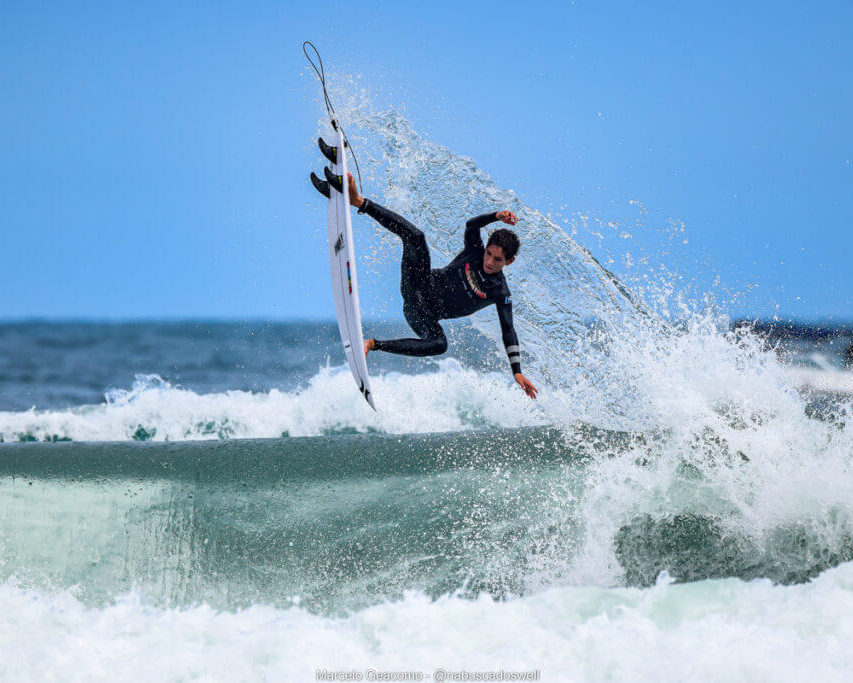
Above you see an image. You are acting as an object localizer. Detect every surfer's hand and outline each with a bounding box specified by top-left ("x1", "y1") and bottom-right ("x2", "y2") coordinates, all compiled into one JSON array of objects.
[
  {"x1": 347, "y1": 173, "x2": 365, "y2": 209},
  {"x1": 496, "y1": 210, "x2": 517, "y2": 226},
  {"x1": 514, "y1": 373, "x2": 538, "y2": 399},
  {"x1": 364, "y1": 338, "x2": 375, "y2": 357}
]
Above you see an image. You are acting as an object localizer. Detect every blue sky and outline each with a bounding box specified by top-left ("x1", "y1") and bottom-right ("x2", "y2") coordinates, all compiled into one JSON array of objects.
[{"x1": 2, "y1": 1, "x2": 851, "y2": 321}]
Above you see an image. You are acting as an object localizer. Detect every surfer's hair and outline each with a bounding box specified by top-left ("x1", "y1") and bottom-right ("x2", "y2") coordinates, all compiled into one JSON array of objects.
[{"x1": 487, "y1": 229, "x2": 520, "y2": 260}]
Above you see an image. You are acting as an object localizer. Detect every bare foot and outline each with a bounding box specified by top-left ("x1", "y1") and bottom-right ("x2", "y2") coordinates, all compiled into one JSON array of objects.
[{"x1": 364, "y1": 338, "x2": 375, "y2": 357}]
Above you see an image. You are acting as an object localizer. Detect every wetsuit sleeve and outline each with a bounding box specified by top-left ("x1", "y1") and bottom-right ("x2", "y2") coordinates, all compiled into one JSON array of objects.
[
  {"x1": 496, "y1": 298, "x2": 522, "y2": 375},
  {"x1": 464, "y1": 213, "x2": 499, "y2": 250}
]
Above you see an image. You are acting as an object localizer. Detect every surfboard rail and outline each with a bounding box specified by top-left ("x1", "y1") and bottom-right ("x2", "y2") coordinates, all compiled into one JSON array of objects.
[{"x1": 325, "y1": 123, "x2": 376, "y2": 410}]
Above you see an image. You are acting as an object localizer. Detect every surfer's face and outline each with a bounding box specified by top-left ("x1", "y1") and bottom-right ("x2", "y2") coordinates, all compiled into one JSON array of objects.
[{"x1": 483, "y1": 244, "x2": 514, "y2": 274}]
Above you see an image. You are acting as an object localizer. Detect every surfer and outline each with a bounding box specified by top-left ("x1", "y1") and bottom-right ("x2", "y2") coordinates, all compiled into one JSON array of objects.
[{"x1": 312, "y1": 170, "x2": 538, "y2": 399}]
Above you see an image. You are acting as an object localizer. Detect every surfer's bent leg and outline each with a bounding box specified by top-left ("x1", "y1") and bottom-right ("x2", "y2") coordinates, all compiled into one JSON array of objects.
[
  {"x1": 375, "y1": 272, "x2": 447, "y2": 357},
  {"x1": 373, "y1": 317, "x2": 448, "y2": 357},
  {"x1": 360, "y1": 198, "x2": 444, "y2": 357},
  {"x1": 373, "y1": 275, "x2": 448, "y2": 357}
]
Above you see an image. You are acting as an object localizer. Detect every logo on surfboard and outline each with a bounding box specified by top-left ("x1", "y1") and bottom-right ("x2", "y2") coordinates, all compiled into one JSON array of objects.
[{"x1": 334, "y1": 234, "x2": 345, "y2": 254}]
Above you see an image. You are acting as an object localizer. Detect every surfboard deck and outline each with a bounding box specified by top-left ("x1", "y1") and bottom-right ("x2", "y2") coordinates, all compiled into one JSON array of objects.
[{"x1": 325, "y1": 124, "x2": 375, "y2": 410}]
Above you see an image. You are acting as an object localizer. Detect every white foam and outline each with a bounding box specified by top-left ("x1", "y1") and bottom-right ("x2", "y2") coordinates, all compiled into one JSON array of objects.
[
  {"x1": 552, "y1": 314, "x2": 853, "y2": 586},
  {"x1": 0, "y1": 360, "x2": 545, "y2": 442},
  {"x1": 784, "y1": 366, "x2": 853, "y2": 395},
  {"x1": 3, "y1": 562, "x2": 853, "y2": 682}
]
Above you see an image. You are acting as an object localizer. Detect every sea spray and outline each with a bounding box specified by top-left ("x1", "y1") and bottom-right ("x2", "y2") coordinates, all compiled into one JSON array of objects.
[{"x1": 315, "y1": 85, "x2": 853, "y2": 591}]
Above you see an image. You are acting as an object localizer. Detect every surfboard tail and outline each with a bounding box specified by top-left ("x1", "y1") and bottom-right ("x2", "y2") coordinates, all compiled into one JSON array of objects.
[{"x1": 359, "y1": 380, "x2": 376, "y2": 411}]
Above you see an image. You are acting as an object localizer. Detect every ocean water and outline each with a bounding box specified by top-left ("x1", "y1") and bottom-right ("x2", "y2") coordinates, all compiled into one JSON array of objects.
[
  {"x1": 3, "y1": 322, "x2": 853, "y2": 681},
  {"x1": 4, "y1": 94, "x2": 853, "y2": 680}
]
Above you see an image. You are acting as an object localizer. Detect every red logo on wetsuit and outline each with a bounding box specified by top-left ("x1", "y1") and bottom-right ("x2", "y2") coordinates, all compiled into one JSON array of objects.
[{"x1": 465, "y1": 263, "x2": 487, "y2": 299}]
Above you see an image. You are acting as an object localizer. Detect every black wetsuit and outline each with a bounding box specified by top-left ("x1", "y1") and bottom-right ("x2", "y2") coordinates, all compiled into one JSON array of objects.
[{"x1": 359, "y1": 199, "x2": 522, "y2": 375}]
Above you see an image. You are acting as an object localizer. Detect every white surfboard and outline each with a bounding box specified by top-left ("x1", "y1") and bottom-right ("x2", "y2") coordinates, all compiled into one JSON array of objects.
[{"x1": 326, "y1": 124, "x2": 375, "y2": 410}]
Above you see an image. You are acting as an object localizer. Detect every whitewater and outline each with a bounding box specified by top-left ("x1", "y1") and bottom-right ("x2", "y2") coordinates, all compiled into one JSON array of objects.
[
  {"x1": 4, "y1": 567, "x2": 853, "y2": 681},
  {"x1": 3, "y1": 86, "x2": 853, "y2": 680}
]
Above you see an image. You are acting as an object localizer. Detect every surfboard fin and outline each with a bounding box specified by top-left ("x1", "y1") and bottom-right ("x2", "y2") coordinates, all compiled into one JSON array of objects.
[
  {"x1": 310, "y1": 172, "x2": 330, "y2": 198},
  {"x1": 318, "y1": 137, "x2": 338, "y2": 164},
  {"x1": 324, "y1": 166, "x2": 344, "y2": 194}
]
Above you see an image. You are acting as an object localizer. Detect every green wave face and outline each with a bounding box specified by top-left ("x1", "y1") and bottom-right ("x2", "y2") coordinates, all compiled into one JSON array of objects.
[
  {"x1": 0, "y1": 428, "x2": 588, "y2": 614},
  {"x1": 4, "y1": 425, "x2": 853, "y2": 615}
]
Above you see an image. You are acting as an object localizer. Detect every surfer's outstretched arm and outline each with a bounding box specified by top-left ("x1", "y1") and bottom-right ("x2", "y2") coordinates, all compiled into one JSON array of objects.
[
  {"x1": 496, "y1": 300, "x2": 538, "y2": 399},
  {"x1": 497, "y1": 301, "x2": 522, "y2": 375}
]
